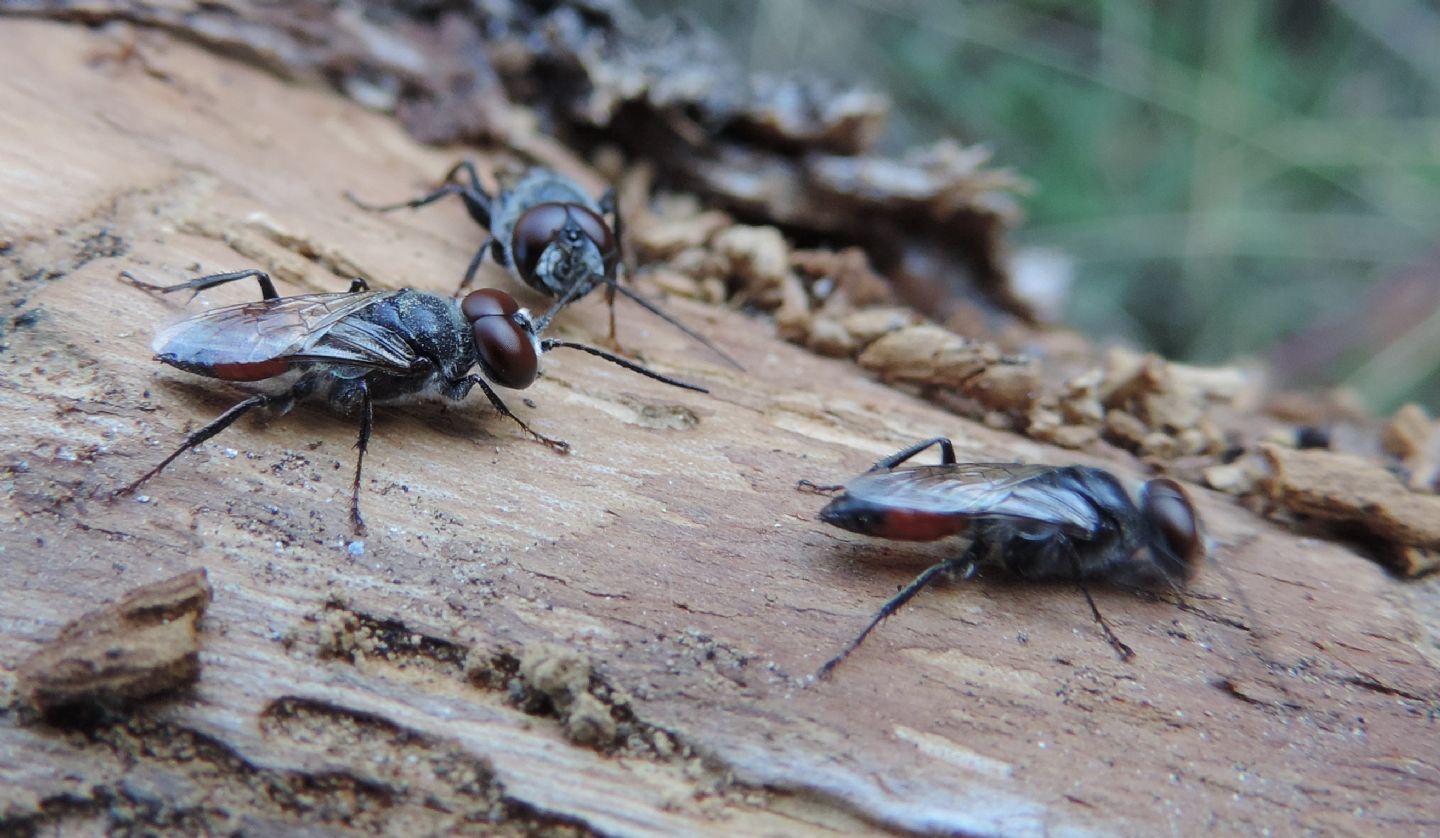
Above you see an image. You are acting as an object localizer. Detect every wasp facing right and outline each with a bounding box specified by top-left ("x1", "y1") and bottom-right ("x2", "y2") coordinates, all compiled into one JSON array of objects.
[
  {"x1": 348, "y1": 163, "x2": 741, "y2": 369},
  {"x1": 116, "y1": 268, "x2": 706, "y2": 534},
  {"x1": 802, "y1": 437, "x2": 1204, "y2": 678}
]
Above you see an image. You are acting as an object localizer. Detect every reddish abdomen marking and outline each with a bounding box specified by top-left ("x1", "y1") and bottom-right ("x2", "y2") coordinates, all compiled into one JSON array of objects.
[
  {"x1": 209, "y1": 359, "x2": 291, "y2": 381},
  {"x1": 875, "y1": 509, "x2": 971, "y2": 542}
]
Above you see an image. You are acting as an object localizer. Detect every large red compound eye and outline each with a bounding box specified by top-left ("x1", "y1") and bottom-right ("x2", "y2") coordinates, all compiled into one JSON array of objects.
[
  {"x1": 461, "y1": 289, "x2": 537, "y2": 389},
  {"x1": 567, "y1": 204, "x2": 617, "y2": 274},
  {"x1": 1141, "y1": 479, "x2": 1202, "y2": 580},
  {"x1": 460, "y1": 287, "x2": 519, "y2": 320},
  {"x1": 512, "y1": 203, "x2": 619, "y2": 282},
  {"x1": 511, "y1": 204, "x2": 571, "y2": 283}
]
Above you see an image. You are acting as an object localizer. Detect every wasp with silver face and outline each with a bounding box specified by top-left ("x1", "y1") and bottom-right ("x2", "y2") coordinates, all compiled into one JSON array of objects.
[
  {"x1": 348, "y1": 163, "x2": 740, "y2": 368},
  {"x1": 116, "y1": 268, "x2": 706, "y2": 533},
  {"x1": 801, "y1": 437, "x2": 1204, "y2": 678}
]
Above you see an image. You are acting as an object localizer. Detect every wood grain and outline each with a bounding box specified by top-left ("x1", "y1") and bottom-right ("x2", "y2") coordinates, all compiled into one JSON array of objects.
[{"x1": 1, "y1": 20, "x2": 1438, "y2": 836}]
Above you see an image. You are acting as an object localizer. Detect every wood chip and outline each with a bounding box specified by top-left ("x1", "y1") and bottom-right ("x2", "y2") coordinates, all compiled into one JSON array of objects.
[
  {"x1": 1381, "y1": 403, "x2": 1440, "y2": 490},
  {"x1": 1260, "y1": 445, "x2": 1440, "y2": 575},
  {"x1": 713, "y1": 225, "x2": 791, "y2": 296},
  {"x1": 18, "y1": 568, "x2": 212, "y2": 718}
]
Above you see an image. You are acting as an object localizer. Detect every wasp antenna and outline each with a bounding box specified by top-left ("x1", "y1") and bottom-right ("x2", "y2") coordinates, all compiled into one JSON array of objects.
[
  {"x1": 533, "y1": 271, "x2": 594, "y2": 334},
  {"x1": 540, "y1": 339, "x2": 708, "y2": 393},
  {"x1": 604, "y1": 281, "x2": 744, "y2": 370},
  {"x1": 1206, "y1": 551, "x2": 1304, "y2": 711}
]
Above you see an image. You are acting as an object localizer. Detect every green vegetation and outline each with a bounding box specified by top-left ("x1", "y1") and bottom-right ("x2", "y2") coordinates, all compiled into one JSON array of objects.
[{"x1": 647, "y1": 0, "x2": 1440, "y2": 410}]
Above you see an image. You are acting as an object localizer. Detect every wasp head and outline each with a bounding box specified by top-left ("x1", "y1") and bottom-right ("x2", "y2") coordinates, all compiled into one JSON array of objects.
[
  {"x1": 511, "y1": 203, "x2": 617, "y2": 298},
  {"x1": 461, "y1": 289, "x2": 542, "y2": 389},
  {"x1": 1138, "y1": 478, "x2": 1203, "y2": 583}
]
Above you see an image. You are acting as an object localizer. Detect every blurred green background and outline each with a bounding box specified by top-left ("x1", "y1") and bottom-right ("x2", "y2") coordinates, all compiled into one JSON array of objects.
[{"x1": 637, "y1": 0, "x2": 1440, "y2": 412}]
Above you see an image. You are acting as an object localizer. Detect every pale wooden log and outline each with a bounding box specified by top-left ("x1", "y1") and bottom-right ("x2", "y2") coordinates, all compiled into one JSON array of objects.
[{"x1": 1, "y1": 20, "x2": 1437, "y2": 836}]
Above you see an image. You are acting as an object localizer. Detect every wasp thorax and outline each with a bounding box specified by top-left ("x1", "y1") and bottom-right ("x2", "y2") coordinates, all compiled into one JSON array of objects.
[
  {"x1": 1140, "y1": 478, "x2": 1202, "y2": 579},
  {"x1": 461, "y1": 288, "x2": 538, "y2": 389}
]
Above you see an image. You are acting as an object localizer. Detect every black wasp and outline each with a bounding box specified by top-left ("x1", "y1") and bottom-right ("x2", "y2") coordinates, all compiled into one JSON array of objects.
[
  {"x1": 348, "y1": 163, "x2": 741, "y2": 368},
  {"x1": 116, "y1": 268, "x2": 705, "y2": 533},
  {"x1": 801, "y1": 437, "x2": 1203, "y2": 678}
]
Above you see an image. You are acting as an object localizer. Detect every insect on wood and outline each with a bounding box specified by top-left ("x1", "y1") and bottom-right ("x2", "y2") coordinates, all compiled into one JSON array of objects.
[
  {"x1": 347, "y1": 162, "x2": 742, "y2": 369},
  {"x1": 801, "y1": 437, "x2": 1204, "y2": 678},
  {"x1": 115, "y1": 268, "x2": 707, "y2": 533}
]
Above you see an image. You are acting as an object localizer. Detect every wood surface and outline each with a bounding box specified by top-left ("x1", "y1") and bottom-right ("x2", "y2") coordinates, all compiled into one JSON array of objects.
[{"x1": 2, "y1": 20, "x2": 1438, "y2": 836}]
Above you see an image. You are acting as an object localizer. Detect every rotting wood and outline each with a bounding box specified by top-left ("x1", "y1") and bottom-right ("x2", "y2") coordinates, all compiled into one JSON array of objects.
[{"x1": 1, "y1": 20, "x2": 1439, "y2": 837}]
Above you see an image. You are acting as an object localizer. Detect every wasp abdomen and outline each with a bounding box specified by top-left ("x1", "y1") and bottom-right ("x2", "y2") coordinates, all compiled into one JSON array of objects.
[
  {"x1": 820, "y1": 495, "x2": 971, "y2": 541},
  {"x1": 208, "y1": 359, "x2": 293, "y2": 381},
  {"x1": 156, "y1": 353, "x2": 292, "y2": 382}
]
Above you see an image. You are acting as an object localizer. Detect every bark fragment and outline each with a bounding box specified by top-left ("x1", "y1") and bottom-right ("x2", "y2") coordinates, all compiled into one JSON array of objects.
[
  {"x1": 18, "y1": 569, "x2": 212, "y2": 718},
  {"x1": 1260, "y1": 445, "x2": 1440, "y2": 575}
]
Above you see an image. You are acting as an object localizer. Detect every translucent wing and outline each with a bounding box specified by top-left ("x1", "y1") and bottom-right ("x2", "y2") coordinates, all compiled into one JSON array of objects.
[
  {"x1": 299, "y1": 312, "x2": 421, "y2": 370},
  {"x1": 843, "y1": 463, "x2": 1103, "y2": 536},
  {"x1": 151, "y1": 291, "x2": 419, "y2": 373}
]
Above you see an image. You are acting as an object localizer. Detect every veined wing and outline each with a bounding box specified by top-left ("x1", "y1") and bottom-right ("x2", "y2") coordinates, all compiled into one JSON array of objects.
[
  {"x1": 151, "y1": 291, "x2": 416, "y2": 372},
  {"x1": 294, "y1": 313, "x2": 421, "y2": 371},
  {"x1": 844, "y1": 463, "x2": 1102, "y2": 535}
]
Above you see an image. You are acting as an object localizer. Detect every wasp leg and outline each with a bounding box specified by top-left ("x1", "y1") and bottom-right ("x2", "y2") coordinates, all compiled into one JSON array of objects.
[
  {"x1": 347, "y1": 382, "x2": 374, "y2": 535},
  {"x1": 448, "y1": 375, "x2": 570, "y2": 453},
  {"x1": 817, "y1": 543, "x2": 982, "y2": 680},
  {"x1": 604, "y1": 280, "x2": 624, "y2": 355},
  {"x1": 540, "y1": 339, "x2": 708, "y2": 393},
  {"x1": 595, "y1": 187, "x2": 633, "y2": 358},
  {"x1": 869, "y1": 437, "x2": 957, "y2": 472},
  {"x1": 603, "y1": 282, "x2": 744, "y2": 370},
  {"x1": 442, "y1": 160, "x2": 494, "y2": 229},
  {"x1": 121, "y1": 269, "x2": 279, "y2": 301},
  {"x1": 601, "y1": 187, "x2": 624, "y2": 319},
  {"x1": 1064, "y1": 543, "x2": 1136, "y2": 660},
  {"x1": 347, "y1": 278, "x2": 369, "y2": 293},
  {"x1": 796, "y1": 479, "x2": 846, "y2": 495},
  {"x1": 599, "y1": 186, "x2": 624, "y2": 259},
  {"x1": 115, "y1": 392, "x2": 281, "y2": 497},
  {"x1": 346, "y1": 183, "x2": 466, "y2": 213},
  {"x1": 599, "y1": 187, "x2": 619, "y2": 221},
  {"x1": 455, "y1": 237, "x2": 494, "y2": 295},
  {"x1": 593, "y1": 187, "x2": 743, "y2": 366},
  {"x1": 346, "y1": 160, "x2": 494, "y2": 228}
]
